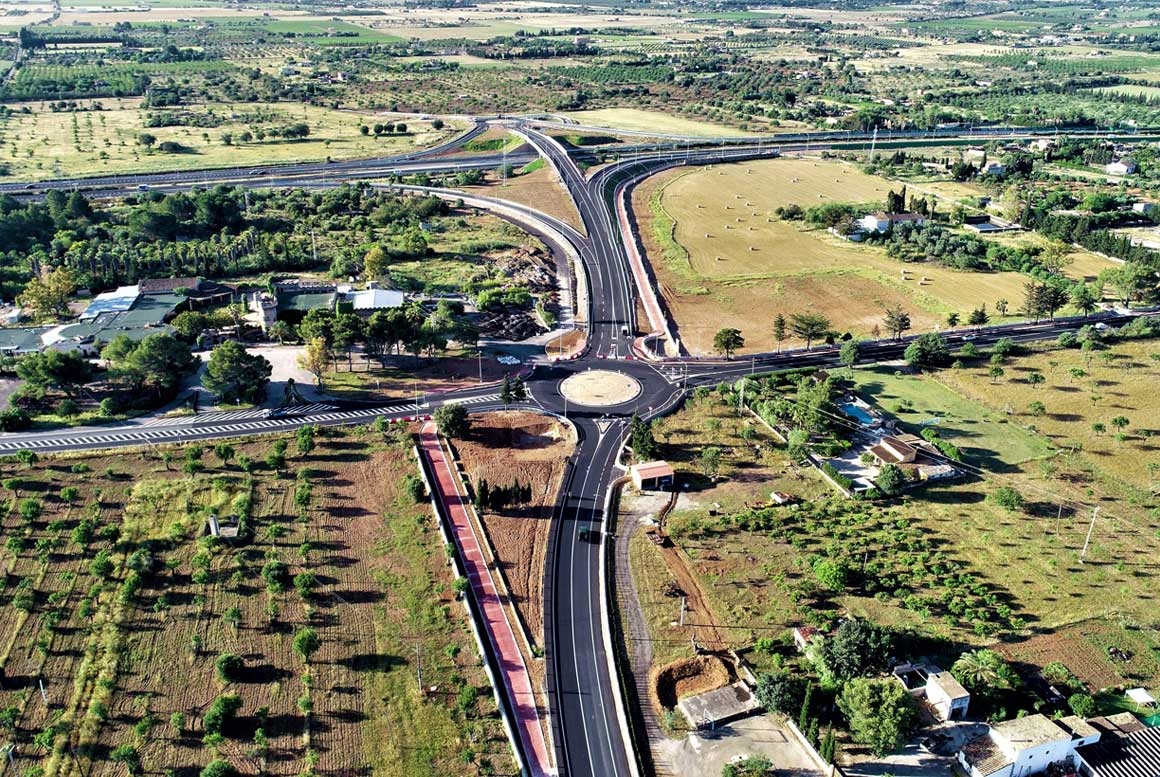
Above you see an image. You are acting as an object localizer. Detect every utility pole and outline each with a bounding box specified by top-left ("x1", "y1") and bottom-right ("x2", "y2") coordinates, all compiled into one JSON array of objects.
[
  {"x1": 868, "y1": 126, "x2": 878, "y2": 163},
  {"x1": 1080, "y1": 506, "x2": 1100, "y2": 563},
  {"x1": 415, "y1": 642, "x2": 423, "y2": 692},
  {"x1": 738, "y1": 378, "x2": 746, "y2": 416},
  {"x1": 679, "y1": 596, "x2": 687, "y2": 627},
  {"x1": 477, "y1": 348, "x2": 483, "y2": 384}
]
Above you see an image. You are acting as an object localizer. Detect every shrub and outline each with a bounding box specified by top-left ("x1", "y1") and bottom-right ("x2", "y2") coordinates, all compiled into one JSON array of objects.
[
  {"x1": 404, "y1": 475, "x2": 425, "y2": 503},
  {"x1": 199, "y1": 760, "x2": 237, "y2": 777},
  {"x1": 215, "y1": 653, "x2": 245, "y2": 683},
  {"x1": 1068, "y1": 692, "x2": 1096, "y2": 717},
  {"x1": 819, "y1": 462, "x2": 854, "y2": 492},
  {"x1": 203, "y1": 695, "x2": 242, "y2": 735},
  {"x1": 989, "y1": 486, "x2": 1025, "y2": 511}
]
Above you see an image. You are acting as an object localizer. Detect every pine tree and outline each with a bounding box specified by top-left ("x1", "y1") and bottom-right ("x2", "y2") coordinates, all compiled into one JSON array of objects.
[
  {"x1": 500, "y1": 377, "x2": 513, "y2": 404},
  {"x1": 478, "y1": 479, "x2": 490, "y2": 510}
]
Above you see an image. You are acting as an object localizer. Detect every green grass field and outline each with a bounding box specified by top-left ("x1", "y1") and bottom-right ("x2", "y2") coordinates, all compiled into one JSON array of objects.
[{"x1": 0, "y1": 101, "x2": 462, "y2": 180}]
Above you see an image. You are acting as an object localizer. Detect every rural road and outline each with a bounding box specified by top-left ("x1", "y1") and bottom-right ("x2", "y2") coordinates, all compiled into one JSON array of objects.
[{"x1": 6, "y1": 115, "x2": 1156, "y2": 776}]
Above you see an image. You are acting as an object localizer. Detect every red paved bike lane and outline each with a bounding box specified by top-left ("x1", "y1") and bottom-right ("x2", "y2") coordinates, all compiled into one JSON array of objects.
[{"x1": 418, "y1": 421, "x2": 554, "y2": 777}]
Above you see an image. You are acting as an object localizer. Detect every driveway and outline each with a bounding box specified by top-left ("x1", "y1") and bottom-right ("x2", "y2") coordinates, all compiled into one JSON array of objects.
[
  {"x1": 179, "y1": 344, "x2": 327, "y2": 411},
  {"x1": 842, "y1": 720, "x2": 986, "y2": 777},
  {"x1": 657, "y1": 714, "x2": 823, "y2": 777}
]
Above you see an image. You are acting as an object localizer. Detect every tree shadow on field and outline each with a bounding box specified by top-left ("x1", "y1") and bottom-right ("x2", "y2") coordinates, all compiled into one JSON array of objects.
[
  {"x1": 326, "y1": 553, "x2": 358, "y2": 568},
  {"x1": 238, "y1": 662, "x2": 292, "y2": 684},
  {"x1": 339, "y1": 652, "x2": 405, "y2": 673},
  {"x1": 327, "y1": 706, "x2": 366, "y2": 723}
]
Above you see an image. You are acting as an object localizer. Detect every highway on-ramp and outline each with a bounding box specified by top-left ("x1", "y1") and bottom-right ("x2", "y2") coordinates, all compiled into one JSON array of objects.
[{"x1": 6, "y1": 117, "x2": 1157, "y2": 777}]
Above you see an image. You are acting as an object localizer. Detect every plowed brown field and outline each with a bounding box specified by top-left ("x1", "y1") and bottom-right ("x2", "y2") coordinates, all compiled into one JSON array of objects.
[{"x1": 0, "y1": 428, "x2": 514, "y2": 777}]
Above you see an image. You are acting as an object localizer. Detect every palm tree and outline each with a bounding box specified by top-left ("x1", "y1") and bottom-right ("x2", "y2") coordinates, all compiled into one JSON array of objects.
[
  {"x1": 268, "y1": 321, "x2": 293, "y2": 344},
  {"x1": 951, "y1": 649, "x2": 1017, "y2": 692}
]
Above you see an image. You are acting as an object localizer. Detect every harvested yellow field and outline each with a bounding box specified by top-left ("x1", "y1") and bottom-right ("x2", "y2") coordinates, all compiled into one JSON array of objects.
[{"x1": 636, "y1": 157, "x2": 1041, "y2": 354}]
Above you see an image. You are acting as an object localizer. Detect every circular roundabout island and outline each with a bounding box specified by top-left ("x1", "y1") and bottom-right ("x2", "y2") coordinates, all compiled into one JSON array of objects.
[{"x1": 559, "y1": 370, "x2": 642, "y2": 408}]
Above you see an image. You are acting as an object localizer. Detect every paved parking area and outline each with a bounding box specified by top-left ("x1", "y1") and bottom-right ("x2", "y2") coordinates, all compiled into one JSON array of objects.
[{"x1": 658, "y1": 714, "x2": 822, "y2": 777}]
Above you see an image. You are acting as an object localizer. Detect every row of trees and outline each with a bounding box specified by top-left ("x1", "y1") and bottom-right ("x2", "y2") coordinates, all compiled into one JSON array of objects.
[
  {"x1": 295, "y1": 301, "x2": 471, "y2": 385},
  {"x1": 474, "y1": 479, "x2": 534, "y2": 512}
]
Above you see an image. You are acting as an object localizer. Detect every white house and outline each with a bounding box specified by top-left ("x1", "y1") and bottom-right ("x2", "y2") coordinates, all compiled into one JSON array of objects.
[
  {"x1": 1132, "y1": 201, "x2": 1155, "y2": 214},
  {"x1": 858, "y1": 212, "x2": 927, "y2": 234},
  {"x1": 980, "y1": 160, "x2": 1006, "y2": 177},
  {"x1": 926, "y1": 671, "x2": 971, "y2": 721},
  {"x1": 1106, "y1": 158, "x2": 1138, "y2": 175},
  {"x1": 891, "y1": 663, "x2": 970, "y2": 721},
  {"x1": 958, "y1": 713, "x2": 1099, "y2": 777}
]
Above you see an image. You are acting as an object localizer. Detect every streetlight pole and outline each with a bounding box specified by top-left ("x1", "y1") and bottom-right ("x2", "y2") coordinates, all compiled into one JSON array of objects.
[{"x1": 477, "y1": 348, "x2": 483, "y2": 383}]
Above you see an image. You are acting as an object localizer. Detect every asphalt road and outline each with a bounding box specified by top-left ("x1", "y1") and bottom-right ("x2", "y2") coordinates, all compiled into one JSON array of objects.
[{"x1": 5, "y1": 117, "x2": 1157, "y2": 776}]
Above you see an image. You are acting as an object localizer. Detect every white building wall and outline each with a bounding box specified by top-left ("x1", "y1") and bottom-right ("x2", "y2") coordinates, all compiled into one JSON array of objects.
[{"x1": 1008, "y1": 740, "x2": 1077, "y2": 777}]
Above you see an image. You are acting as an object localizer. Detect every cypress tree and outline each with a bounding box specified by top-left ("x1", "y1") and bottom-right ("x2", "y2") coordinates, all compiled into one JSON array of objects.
[{"x1": 798, "y1": 683, "x2": 813, "y2": 733}]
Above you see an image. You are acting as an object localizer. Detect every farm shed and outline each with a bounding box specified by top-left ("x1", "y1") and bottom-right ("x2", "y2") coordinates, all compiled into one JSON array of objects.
[
  {"x1": 1075, "y1": 714, "x2": 1160, "y2": 777},
  {"x1": 630, "y1": 461, "x2": 674, "y2": 492},
  {"x1": 792, "y1": 626, "x2": 819, "y2": 652},
  {"x1": 927, "y1": 671, "x2": 970, "y2": 721}
]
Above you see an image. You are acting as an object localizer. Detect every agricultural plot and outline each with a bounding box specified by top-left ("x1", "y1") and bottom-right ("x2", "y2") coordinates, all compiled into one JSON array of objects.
[
  {"x1": 0, "y1": 428, "x2": 515, "y2": 777},
  {"x1": 656, "y1": 358, "x2": 1160, "y2": 688},
  {"x1": 0, "y1": 101, "x2": 461, "y2": 179},
  {"x1": 633, "y1": 158, "x2": 1041, "y2": 355}
]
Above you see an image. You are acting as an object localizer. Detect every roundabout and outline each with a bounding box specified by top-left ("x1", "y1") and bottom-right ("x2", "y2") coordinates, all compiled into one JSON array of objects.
[{"x1": 558, "y1": 369, "x2": 642, "y2": 407}]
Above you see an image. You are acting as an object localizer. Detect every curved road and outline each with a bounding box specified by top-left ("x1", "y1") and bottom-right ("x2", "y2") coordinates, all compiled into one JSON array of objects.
[{"x1": 5, "y1": 118, "x2": 1156, "y2": 776}]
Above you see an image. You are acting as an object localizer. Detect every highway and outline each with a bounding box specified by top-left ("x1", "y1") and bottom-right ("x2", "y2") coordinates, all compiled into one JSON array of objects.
[{"x1": 4, "y1": 116, "x2": 1157, "y2": 776}]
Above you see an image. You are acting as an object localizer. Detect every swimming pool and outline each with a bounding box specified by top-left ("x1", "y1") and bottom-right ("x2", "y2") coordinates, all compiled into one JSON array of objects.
[{"x1": 841, "y1": 402, "x2": 875, "y2": 426}]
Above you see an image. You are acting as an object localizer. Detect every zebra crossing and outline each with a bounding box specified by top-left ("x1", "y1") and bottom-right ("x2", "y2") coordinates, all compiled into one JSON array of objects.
[
  {"x1": 0, "y1": 393, "x2": 507, "y2": 454},
  {"x1": 0, "y1": 402, "x2": 428, "y2": 453},
  {"x1": 441, "y1": 393, "x2": 502, "y2": 406},
  {"x1": 136, "y1": 403, "x2": 339, "y2": 427}
]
